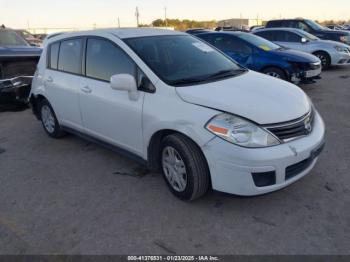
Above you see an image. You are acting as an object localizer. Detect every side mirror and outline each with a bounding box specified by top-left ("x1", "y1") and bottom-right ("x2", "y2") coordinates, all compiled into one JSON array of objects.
[
  {"x1": 110, "y1": 74, "x2": 139, "y2": 100},
  {"x1": 301, "y1": 37, "x2": 308, "y2": 43}
]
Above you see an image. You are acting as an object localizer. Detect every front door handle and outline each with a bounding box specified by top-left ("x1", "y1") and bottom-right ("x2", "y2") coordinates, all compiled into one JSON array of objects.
[{"x1": 81, "y1": 86, "x2": 92, "y2": 94}]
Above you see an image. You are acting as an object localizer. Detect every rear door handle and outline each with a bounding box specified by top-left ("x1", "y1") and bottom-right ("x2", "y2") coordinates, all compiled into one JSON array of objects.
[
  {"x1": 81, "y1": 86, "x2": 92, "y2": 94},
  {"x1": 46, "y1": 76, "x2": 53, "y2": 83}
]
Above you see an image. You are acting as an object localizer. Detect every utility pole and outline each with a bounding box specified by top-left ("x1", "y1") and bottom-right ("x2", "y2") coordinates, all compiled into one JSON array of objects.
[
  {"x1": 135, "y1": 7, "x2": 140, "y2": 27},
  {"x1": 118, "y1": 17, "x2": 120, "y2": 28},
  {"x1": 164, "y1": 7, "x2": 168, "y2": 28},
  {"x1": 240, "y1": 13, "x2": 242, "y2": 29}
]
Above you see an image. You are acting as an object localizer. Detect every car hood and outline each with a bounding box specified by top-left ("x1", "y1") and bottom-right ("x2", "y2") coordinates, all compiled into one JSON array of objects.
[
  {"x1": 176, "y1": 70, "x2": 311, "y2": 125},
  {"x1": 313, "y1": 39, "x2": 350, "y2": 48},
  {"x1": 322, "y1": 29, "x2": 350, "y2": 36},
  {"x1": 269, "y1": 48, "x2": 320, "y2": 63},
  {"x1": 0, "y1": 45, "x2": 42, "y2": 57}
]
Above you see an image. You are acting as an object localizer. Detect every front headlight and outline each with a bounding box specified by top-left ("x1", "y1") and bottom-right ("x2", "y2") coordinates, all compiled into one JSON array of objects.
[
  {"x1": 340, "y1": 35, "x2": 350, "y2": 43},
  {"x1": 205, "y1": 113, "x2": 280, "y2": 148},
  {"x1": 334, "y1": 46, "x2": 348, "y2": 53}
]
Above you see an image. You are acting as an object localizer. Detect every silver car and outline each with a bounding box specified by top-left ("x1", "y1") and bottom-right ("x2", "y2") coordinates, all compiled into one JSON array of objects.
[{"x1": 254, "y1": 28, "x2": 350, "y2": 69}]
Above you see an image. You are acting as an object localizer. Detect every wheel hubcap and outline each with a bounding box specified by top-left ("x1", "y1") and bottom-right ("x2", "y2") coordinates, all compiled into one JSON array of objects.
[
  {"x1": 316, "y1": 54, "x2": 327, "y2": 67},
  {"x1": 41, "y1": 105, "x2": 55, "y2": 133},
  {"x1": 266, "y1": 72, "x2": 281, "y2": 78},
  {"x1": 162, "y1": 146, "x2": 187, "y2": 192}
]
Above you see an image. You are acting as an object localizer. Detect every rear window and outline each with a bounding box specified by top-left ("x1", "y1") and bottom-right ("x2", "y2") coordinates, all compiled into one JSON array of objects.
[
  {"x1": 49, "y1": 42, "x2": 60, "y2": 69},
  {"x1": 58, "y1": 39, "x2": 83, "y2": 74},
  {"x1": 255, "y1": 31, "x2": 275, "y2": 41},
  {"x1": 0, "y1": 30, "x2": 28, "y2": 46},
  {"x1": 266, "y1": 20, "x2": 283, "y2": 28}
]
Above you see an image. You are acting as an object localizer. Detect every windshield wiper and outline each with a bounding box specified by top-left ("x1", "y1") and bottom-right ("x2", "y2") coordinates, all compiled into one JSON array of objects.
[
  {"x1": 205, "y1": 68, "x2": 247, "y2": 81},
  {"x1": 170, "y1": 68, "x2": 247, "y2": 86},
  {"x1": 170, "y1": 76, "x2": 209, "y2": 86}
]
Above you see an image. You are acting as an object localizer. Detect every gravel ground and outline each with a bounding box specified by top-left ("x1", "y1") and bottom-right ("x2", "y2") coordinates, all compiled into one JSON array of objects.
[{"x1": 0, "y1": 67, "x2": 349, "y2": 255}]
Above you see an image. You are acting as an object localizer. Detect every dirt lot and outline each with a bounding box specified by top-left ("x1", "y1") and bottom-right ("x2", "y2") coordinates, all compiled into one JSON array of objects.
[{"x1": 0, "y1": 67, "x2": 349, "y2": 255}]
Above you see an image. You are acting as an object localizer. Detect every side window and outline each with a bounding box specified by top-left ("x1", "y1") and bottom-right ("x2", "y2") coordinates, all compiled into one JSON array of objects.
[
  {"x1": 267, "y1": 21, "x2": 282, "y2": 28},
  {"x1": 273, "y1": 31, "x2": 287, "y2": 42},
  {"x1": 285, "y1": 32, "x2": 301, "y2": 42},
  {"x1": 213, "y1": 35, "x2": 252, "y2": 55},
  {"x1": 256, "y1": 31, "x2": 275, "y2": 41},
  {"x1": 86, "y1": 38, "x2": 136, "y2": 82},
  {"x1": 296, "y1": 22, "x2": 312, "y2": 33},
  {"x1": 58, "y1": 38, "x2": 83, "y2": 74},
  {"x1": 48, "y1": 42, "x2": 60, "y2": 69}
]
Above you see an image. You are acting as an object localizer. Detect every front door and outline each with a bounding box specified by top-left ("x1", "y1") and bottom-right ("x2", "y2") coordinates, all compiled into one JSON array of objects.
[{"x1": 79, "y1": 37, "x2": 144, "y2": 155}]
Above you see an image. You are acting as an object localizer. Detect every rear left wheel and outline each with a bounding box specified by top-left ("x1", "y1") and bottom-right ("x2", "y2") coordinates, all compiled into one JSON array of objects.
[{"x1": 39, "y1": 99, "x2": 66, "y2": 138}]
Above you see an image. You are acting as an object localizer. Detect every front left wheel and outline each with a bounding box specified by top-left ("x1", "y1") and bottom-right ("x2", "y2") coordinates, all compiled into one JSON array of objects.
[
  {"x1": 262, "y1": 67, "x2": 287, "y2": 80},
  {"x1": 39, "y1": 99, "x2": 66, "y2": 138},
  {"x1": 160, "y1": 134, "x2": 210, "y2": 201}
]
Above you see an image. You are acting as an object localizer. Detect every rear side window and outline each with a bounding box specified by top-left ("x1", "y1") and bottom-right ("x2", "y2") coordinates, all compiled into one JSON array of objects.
[
  {"x1": 58, "y1": 39, "x2": 83, "y2": 74},
  {"x1": 284, "y1": 32, "x2": 301, "y2": 42},
  {"x1": 85, "y1": 38, "x2": 135, "y2": 82},
  {"x1": 255, "y1": 31, "x2": 275, "y2": 41},
  {"x1": 49, "y1": 42, "x2": 60, "y2": 69},
  {"x1": 267, "y1": 20, "x2": 283, "y2": 28},
  {"x1": 211, "y1": 35, "x2": 252, "y2": 55}
]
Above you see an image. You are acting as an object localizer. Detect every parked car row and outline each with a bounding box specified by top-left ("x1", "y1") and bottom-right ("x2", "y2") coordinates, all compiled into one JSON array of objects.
[
  {"x1": 194, "y1": 31, "x2": 322, "y2": 84},
  {"x1": 187, "y1": 18, "x2": 350, "y2": 85},
  {"x1": 28, "y1": 28, "x2": 325, "y2": 201}
]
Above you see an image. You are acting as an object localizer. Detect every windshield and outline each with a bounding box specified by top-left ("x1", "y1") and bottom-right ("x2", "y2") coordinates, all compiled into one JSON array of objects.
[
  {"x1": 236, "y1": 33, "x2": 280, "y2": 51},
  {"x1": 297, "y1": 30, "x2": 320, "y2": 41},
  {"x1": 0, "y1": 30, "x2": 29, "y2": 46},
  {"x1": 305, "y1": 20, "x2": 327, "y2": 31},
  {"x1": 125, "y1": 35, "x2": 244, "y2": 86}
]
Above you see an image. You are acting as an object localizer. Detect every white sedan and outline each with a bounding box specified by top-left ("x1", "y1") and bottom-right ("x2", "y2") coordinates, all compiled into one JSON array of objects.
[{"x1": 254, "y1": 28, "x2": 350, "y2": 69}]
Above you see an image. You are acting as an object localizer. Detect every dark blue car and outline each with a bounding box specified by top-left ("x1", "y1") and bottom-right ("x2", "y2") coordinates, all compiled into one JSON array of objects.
[{"x1": 195, "y1": 31, "x2": 322, "y2": 84}]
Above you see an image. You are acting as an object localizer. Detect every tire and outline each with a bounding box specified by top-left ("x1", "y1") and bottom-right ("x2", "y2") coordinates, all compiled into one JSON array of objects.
[
  {"x1": 39, "y1": 99, "x2": 66, "y2": 138},
  {"x1": 160, "y1": 134, "x2": 210, "y2": 201},
  {"x1": 313, "y1": 51, "x2": 331, "y2": 69},
  {"x1": 262, "y1": 67, "x2": 287, "y2": 80}
]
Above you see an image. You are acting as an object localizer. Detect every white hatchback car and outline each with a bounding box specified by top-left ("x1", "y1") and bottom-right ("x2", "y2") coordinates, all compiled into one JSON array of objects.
[{"x1": 30, "y1": 29, "x2": 325, "y2": 200}]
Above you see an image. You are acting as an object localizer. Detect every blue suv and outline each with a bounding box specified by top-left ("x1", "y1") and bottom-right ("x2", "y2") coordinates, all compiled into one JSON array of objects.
[{"x1": 195, "y1": 31, "x2": 322, "y2": 84}]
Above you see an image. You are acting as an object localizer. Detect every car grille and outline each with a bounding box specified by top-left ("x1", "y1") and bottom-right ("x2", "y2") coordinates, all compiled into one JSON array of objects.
[{"x1": 264, "y1": 109, "x2": 315, "y2": 141}]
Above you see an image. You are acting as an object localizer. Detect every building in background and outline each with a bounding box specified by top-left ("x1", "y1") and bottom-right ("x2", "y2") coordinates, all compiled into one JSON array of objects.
[{"x1": 217, "y1": 18, "x2": 264, "y2": 30}]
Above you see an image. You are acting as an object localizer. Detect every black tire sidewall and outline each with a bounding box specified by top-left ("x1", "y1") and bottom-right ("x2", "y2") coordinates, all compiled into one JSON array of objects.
[
  {"x1": 160, "y1": 135, "x2": 209, "y2": 201},
  {"x1": 314, "y1": 52, "x2": 330, "y2": 69},
  {"x1": 39, "y1": 99, "x2": 63, "y2": 138}
]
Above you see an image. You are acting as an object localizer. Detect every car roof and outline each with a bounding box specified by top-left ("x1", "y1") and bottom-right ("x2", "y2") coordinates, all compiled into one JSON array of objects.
[
  {"x1": 255, "y1": 27, "x2": 304, "y2": 33},
  {"x1": 268, "y1": 19, "x2": 304, "y2": 22},
  {"x1": 47, "y1": 28, "x2": 185, "y2": 42}
]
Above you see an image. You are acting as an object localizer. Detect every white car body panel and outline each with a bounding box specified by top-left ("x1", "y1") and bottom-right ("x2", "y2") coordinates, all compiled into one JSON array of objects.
[
  {"x1": 176, "y1": 70, "x2": 310, "y2": 125},
  {"x1": 30, "y1": 28, "x2": 326, "y2": 196}
]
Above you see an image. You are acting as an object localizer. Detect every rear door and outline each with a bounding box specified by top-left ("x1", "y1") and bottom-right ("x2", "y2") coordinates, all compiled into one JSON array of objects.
[
  {"x1": 273, "y1": 31, "x2": 304, "y2": 51},
  {"x1": 202, "y1": 34, "x2": 254, "y2": 67},
  {"x1": 78, "y1": 37, "x2": 144, "y2": 155},
  {"x1": 45, "y1": 38, "x2": 84, "y2": 130}
]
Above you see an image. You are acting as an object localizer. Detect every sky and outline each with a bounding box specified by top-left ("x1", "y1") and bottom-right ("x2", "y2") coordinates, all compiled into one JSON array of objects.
[{"x1": 1, "y1": 0, "x2": 349, "y2": 29}]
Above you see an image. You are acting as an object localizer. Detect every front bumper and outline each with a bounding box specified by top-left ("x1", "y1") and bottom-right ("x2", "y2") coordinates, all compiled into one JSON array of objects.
[
  {"x1": 0, "y1": 76, "x2": 32, "y2": 109},
  {"x1": 331, "y1": 52, "x2": 350, "y2": 66},
  {"x1": 202, "y1": 111, "x2": 325, "y2": 196}
]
